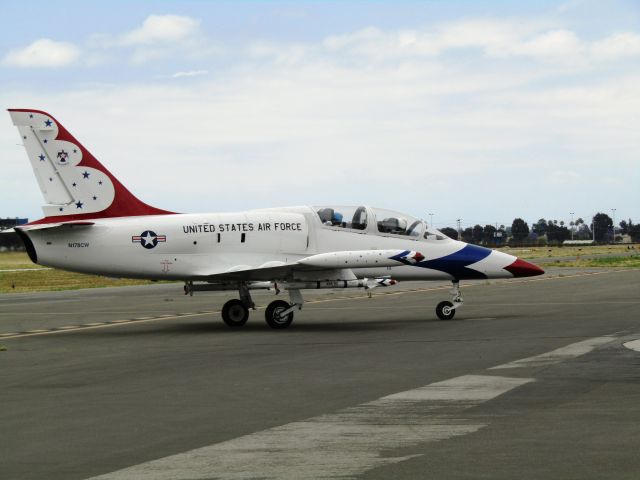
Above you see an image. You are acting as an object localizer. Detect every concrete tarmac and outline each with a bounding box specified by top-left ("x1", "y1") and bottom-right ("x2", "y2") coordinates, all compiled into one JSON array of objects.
[{"x1": 1, "y1": 268, "x2": 639, "y2": 479}]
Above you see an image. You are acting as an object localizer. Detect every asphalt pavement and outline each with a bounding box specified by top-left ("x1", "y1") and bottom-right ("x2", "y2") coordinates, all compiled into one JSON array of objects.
[{"x1": 1, "y1": 268, "x2": 639, "y2": 479}]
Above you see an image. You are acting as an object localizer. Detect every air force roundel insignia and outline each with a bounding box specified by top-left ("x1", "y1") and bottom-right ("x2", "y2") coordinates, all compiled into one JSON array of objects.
[{"x1": 132, "y1": 230, "x2": 167, "y2": 249}]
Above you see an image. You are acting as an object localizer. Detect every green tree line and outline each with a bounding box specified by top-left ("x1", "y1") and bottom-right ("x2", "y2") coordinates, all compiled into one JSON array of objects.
[{"x1": 439, "y1": 213, "x2": 640, "y2": 246}]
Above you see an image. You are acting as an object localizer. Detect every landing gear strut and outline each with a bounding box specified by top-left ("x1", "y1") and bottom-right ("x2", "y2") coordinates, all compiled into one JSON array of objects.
[{"x1": 436, "y1": 280, "x2": 463, "y2": 321}]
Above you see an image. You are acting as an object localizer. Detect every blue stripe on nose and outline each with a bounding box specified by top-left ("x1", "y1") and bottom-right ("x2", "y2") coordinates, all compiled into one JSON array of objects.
[{"x1": 392, "y1": 244, "x2": 491, "y2": 280}]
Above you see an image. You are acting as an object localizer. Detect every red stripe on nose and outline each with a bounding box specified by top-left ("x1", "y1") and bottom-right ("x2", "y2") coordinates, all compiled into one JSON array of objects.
[{"x1": 504, "y1": 258, "x2": 545, "y2": 277}]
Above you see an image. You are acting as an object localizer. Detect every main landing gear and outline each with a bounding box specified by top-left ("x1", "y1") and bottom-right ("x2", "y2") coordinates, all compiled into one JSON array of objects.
[
  {"x1": 221, "y1": 299, "x2": 249, "y2": 327},
  {"x1": 220, "y1": 284, "x2": 304, "y2": 329},
  {"x1": 435, "y1": 280, "x2": 463, "y2": 321},
  {"x1": 221, "y1": 283, "x2": 254, "y2": 327}
]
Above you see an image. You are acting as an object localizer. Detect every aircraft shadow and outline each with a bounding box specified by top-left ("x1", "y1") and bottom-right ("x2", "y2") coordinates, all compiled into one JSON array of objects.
[
  {"x1": 71, "y1": 316, "x2": 436, "y2": 337},
  {"x1": 53, "y1": 312, "x2": 522, "y2": 339}
]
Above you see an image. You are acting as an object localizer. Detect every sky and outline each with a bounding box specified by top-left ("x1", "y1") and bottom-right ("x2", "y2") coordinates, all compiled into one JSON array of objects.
[{"x1": 1, "y1": 0, "x2": 638, "y2": 229}]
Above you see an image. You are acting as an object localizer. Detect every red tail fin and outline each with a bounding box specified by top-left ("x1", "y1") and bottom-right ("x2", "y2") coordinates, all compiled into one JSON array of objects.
[{"x1": 9, "y1": 108, "x2": 175, "y2": 225}]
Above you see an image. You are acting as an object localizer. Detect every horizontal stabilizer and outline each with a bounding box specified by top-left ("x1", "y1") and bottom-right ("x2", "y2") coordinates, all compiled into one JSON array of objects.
[{"x1": 17, "y1": 221, "x2": 95, "y2": 231}]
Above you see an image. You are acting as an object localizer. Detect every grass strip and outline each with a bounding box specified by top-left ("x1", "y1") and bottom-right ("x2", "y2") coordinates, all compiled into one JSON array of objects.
[{"x1": 550, "y1": 255, "x2": 640, "y2": 268}]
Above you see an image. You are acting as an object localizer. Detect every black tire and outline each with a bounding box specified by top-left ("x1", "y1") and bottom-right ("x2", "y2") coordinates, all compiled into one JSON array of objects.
[
  {"x1": 222, "y1": 299, "x2": 249, "y2": 327},
  {"x1": 265, "y1": 300, "x2": 294, "y2": 329},
  {"x1": 436, "y1": 301, "x2": 456, "y2": 320}
]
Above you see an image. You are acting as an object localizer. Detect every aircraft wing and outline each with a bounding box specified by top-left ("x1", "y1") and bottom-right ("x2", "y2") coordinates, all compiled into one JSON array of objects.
[{"x1": 201, "y1": 249, "x2": 424, "y2": 282}]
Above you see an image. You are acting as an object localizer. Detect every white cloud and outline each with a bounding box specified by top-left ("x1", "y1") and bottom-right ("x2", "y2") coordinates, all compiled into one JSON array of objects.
[
  {"x1": 172, "y1": 70, "x2": 209, "y2": 78},
  {"x1": 2, "y1": 38, "x2": 80, "y2": 68},
  {"x1": 435, "y1": 19, "x2": 530, "y2": 54},
  {"x1": 319, "y1": 21, "x2": 613, "y2": 64},
  {"x1": 323, "y1": 25, "x2": 444, "y2": 60},
  {"x1": 3, "y1": 62, "x2": 637, "y2": 216},
  {"x1": 592, "y1": 32, "x2": 640, "y2": 60},
  {"x1": 2, "y1": 16, "x2": 639, "y2": 223},
  {"x1": 85, "y1": 14, "x2": 207, "y2": 64},
  {"x1": 120, "y1": 14, "x2": 201, "y2": 46},
  {"x1": 507, "y1": 30, "x2": 583, "y2": 59},
  {"x1": 0, "y1": 17, "x2": 202, "y2": 68},
  {"x1": 321, "y1": 20, "x2": 560, "y2": 60}
]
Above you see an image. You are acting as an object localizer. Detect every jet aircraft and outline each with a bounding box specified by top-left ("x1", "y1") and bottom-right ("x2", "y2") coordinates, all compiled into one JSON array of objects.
[{"x1": 7, "y1": 109, "x2": 544, "y2": 328}]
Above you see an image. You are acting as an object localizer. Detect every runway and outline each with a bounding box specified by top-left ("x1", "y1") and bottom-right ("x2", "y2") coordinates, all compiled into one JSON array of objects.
[{"x1": 1, "y1": 268, "x2": 640, "y2": 479}]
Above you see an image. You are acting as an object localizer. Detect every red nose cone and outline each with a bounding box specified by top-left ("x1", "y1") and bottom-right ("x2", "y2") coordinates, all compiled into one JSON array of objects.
[{"x1": 504, "y1": 258, "x2": 545, "y2": 277}]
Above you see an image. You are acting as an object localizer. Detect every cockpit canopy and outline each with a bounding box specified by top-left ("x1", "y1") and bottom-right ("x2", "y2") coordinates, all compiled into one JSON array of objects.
[
  {"x1": 313, "y1": 205, "x2": 449, "y2": 241},
  {"x1": 316, "y1": 206, "x2": 368, "y2": 230},
  {"x1": 373, "y1": 207, "x2": 422, "y2": 237}
]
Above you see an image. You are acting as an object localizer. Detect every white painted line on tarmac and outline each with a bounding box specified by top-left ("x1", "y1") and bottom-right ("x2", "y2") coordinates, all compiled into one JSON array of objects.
[
  {"x1": 489, "y1": 335, "x2": 617, "y2": 370},
  {"x1": 0, "y1": 268, "x2": 53, "y2": 272},
  {"x1": 0, "y1": 312, "x2": 219, "y2": 340},
  {"x1": 623, "y1": 339, "x2": 640, "y2": 352},
  {"x1": 1, "y1": 270, "x2": 633, "y2": 340},
  {"x1": 0, "y1": 311, "x2": 178, "y2": 315},
  {"x1": 382, "y1": 374, "x2": 531, "y2": 402},
  {"x1": 87, "y1": 374, "x2": 532, "y2": 480}
]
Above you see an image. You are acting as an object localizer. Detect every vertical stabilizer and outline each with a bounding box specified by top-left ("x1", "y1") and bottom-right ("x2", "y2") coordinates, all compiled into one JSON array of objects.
[{"x1": 9, "y1": 109, "x2": 174, "y2": 224}]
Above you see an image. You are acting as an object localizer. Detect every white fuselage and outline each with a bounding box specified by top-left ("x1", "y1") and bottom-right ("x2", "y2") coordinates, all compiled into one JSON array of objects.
[{"x1": 24, "y1": 206, "x2": 517, "y2": 282}]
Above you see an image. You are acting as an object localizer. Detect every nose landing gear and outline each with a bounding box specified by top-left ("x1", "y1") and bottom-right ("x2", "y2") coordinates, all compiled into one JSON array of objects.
[
  {"x1": 436, "y1": 280, "x2": 463, "y2": 320},
  {"x1": 265, "y1": 288, "x2": 303, "y2": 329},
  {"x1": 265, "y1": 300, "x2": 294, "y2": 329}
]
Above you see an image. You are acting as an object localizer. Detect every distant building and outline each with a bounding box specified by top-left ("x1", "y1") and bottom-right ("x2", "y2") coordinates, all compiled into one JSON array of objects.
[
  {"x1": 0, "y1": 218, "x2": 28, "y2": 231},
  {"x1": 563, "y1": 240, "x2": 595, "y2": 246},
  {"x1": 0, "y1": 218, "x2": 29, "y2": 251}
]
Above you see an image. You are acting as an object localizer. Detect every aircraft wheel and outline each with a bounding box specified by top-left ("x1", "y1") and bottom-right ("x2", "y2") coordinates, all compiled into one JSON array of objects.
[
  {"x1": 222, "y1": 299, "x2": 249, "y2": 327},
  {"x1": 265, "y1": 300, "x2": 294, "y2": 329},
  {"x1": 436, "y1": 301, "x2": 456, "y2": 321}
]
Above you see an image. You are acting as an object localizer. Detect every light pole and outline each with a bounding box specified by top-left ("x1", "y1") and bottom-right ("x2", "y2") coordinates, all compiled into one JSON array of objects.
[
  {"x1": 611, "y1": 208, "x2": 616, "y2": 244},
  {"x1": 456, "y1": 218, "x2": 462, "y2": 240},
  {"x1": 570, "y1": 212, "x2": 574, "y2": 240},
  {"x1": 428, "y1": 213, "x2": 434, "y2": 228}
]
